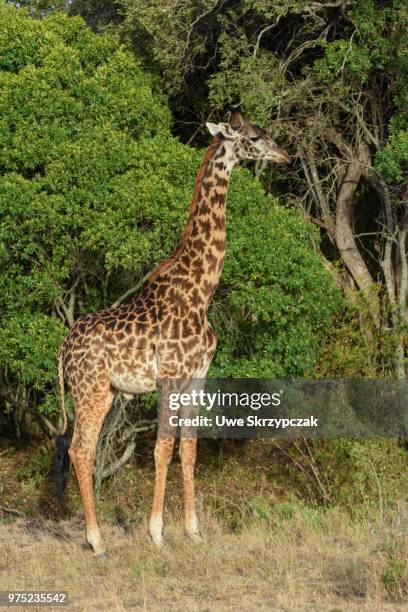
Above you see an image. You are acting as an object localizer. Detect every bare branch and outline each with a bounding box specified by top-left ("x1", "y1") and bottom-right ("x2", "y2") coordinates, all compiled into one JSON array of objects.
[
  {"x1": 24, "y1": 406, "x2": 60, "y2": 436},
  {"x1": 304, "y1": 143, "x2": 336, "y2": 237},
  {"x1": 55, "y1": 283, "x2": 77, "y2": 327},
  {"x1": 280, "y1": 24, "x2": 331, "y2": 74},
  {"x1": 336, "y1": 29, "x2": 356, "y2": 77},
  {"x1": 308, "y1": 0, "x2": 347, "y2": 8},
  {"x1": 102, "y1": 270, "x2": 111, "y2": 308},
  {"x1": 119, "y1": 421, "x2": 156, "y2": 444},
  {"x1": 0, "y1": 505, "x2": 23, "y2": 517},
  {"x1": 186, "y1": 109, "x2": 215, "y2": 146},
  {"x1": 369, "y1": 173, "x2": 396, "y2": 307},
  {"x1": 253, "y1": 19, "x2": 281, "y2": 58},
  {"x1": 184, "y1": 0, "x2": 227, "y2": 53},
  {"x1": 101, "y1": 441, "x2": 136, "y2": 479},
  {"x1": 111, "y1": 273, "x2": 149, "y2": 308},
  {"x1": 324, "y1": 128, "x2": 353, "y2": 160},
  {"x1": 0, "y1": 391, "x2": 59, "y2": 436}
]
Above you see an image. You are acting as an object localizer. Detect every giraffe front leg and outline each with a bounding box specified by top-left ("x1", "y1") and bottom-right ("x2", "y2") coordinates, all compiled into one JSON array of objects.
[
  {"x1": 149, "y1": 379, "x2": 179, "y2": 547},
  {"x1": 149, "y1": 436, "x2": 175, "y2": 547},
  {"x1": 179, "y1": 436, "x2": 201, "y2": 542},
  {"x1": 178, "y1": 350, "x2": 214, "y2": 541}
]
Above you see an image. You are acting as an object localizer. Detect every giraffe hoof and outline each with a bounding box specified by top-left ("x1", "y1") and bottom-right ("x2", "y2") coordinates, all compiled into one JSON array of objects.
[
  {"x1": 149, "y1": 518, "x2": 163, "y2": 548},
  {"x1": 95, "y1": 550, "x2": 109, "y2": 559},
  {"x1": 150, "y1": 533, "x2": 163, "y2": 549}
]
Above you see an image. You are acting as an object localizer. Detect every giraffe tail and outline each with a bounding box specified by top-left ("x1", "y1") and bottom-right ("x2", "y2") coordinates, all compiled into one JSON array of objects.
[
  {"x1": 58, "y1": 349, "x2": 67, "y2": 435},
  {"x1": 53, "y1": 349, "x2": 72, "y2": 501}
]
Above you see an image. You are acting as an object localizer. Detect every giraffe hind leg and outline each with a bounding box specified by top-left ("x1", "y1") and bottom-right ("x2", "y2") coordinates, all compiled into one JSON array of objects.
[
  {"x1": 179, "y1": 354, "x2": 214, "y2": 541},
  {"x1": 149, "y1": 379, "x2": 180, "y2": 547},
  {"x1": 69, "y1": 385, "x2": 113, "y2": 556}
]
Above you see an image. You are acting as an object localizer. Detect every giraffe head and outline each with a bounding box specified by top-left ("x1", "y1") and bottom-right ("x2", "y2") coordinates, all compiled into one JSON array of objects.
[{"x1": 206, "y1": 109, "x2": 291, "y2": 164}]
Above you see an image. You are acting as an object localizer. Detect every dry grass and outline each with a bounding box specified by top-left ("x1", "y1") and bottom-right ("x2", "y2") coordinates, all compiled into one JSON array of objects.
[
  {"x1": 0, "y1": 506, "x2": 407, "y2": 611},
  {"x1": 1, "y1": 438, "x2": 408, "y2": 610}
]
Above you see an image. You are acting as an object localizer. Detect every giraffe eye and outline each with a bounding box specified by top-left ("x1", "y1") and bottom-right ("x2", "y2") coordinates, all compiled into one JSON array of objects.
[{"x1": 250, "y1": 136, "x2": 259, "y2": 142}]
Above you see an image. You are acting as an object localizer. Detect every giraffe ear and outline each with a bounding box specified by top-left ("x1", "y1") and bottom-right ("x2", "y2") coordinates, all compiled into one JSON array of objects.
[
  {"x1": 206, "y1": 122, "x2": 222, "y2": 137},
  {"x1": 206, "y1": 122, "x2": 235, "y2": 139}
]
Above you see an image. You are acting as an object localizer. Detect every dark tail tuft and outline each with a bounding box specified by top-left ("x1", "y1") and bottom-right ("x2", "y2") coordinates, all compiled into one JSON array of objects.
[{"x1": 53, "y1": 425, "x2": 73, "y2": 501}]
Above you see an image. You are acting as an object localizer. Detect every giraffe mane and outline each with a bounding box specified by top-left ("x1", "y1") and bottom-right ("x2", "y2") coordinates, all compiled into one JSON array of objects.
[{"x1": 148, "y1": 137, "x2": 223, "y2": 281}]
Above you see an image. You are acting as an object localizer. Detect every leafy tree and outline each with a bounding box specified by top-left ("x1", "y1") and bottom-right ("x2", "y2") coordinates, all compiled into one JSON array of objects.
[
  {"x1": 0, "y1": 3, "x2": 339, "y2": 437},
  {"x1": 122, "y1": 0, "x2": 408, "y2": 377},
  {"x1": 12, "y1": 0, "x2": 122, "y2": 31}
]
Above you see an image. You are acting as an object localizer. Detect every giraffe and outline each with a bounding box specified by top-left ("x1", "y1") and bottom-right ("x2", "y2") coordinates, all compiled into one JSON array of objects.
[{"x1": 55, "y1": 109, "x2": 291, "y2": 556}]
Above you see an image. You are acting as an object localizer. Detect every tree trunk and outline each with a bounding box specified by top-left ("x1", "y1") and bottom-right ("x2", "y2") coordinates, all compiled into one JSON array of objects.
[{"x1": 335, "y1": 160, "x2": 374, "y2": 296}]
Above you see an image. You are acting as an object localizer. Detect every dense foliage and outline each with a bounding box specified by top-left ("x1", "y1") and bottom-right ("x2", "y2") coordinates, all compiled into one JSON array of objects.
[
  {"x1": 0, "y1": 3, "x2": 339, "y2": 434},
  {"x1": 122, "y1": 0, "x2": 408, "y2": 377}
]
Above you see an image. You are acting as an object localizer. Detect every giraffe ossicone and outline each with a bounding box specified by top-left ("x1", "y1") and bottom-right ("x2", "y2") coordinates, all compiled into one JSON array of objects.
[{"x1": 55, "y1": 109, "x2": 290, "y2": 555}]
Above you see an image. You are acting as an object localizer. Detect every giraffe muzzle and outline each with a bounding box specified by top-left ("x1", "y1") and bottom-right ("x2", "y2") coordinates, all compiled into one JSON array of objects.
[{"x1": 273, "y1": 148, "x2": 291, "y2": 164}]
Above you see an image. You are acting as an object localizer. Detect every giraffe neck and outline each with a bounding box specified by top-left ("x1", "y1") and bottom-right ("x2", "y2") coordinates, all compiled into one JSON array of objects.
[{"x1": 150, "y1": 138, "x2": 236, "y2": 309}]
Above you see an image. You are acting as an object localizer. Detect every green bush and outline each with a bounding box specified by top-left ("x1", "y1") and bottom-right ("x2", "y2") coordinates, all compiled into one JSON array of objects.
[
  {"x1": 213, "y1": 193, "x2": 341, "y2": 377},
  {"x1": 0, "y1": 3, "x2": 340, "y2": 423},
  {"x1": 276, "y1": 438, "x2": 408, "y2": 511}
]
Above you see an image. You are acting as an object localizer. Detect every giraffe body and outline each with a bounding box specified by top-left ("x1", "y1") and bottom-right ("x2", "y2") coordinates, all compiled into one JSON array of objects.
[{"x1": 57, "y1": 111, "x2": 290, "y2": 555}]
